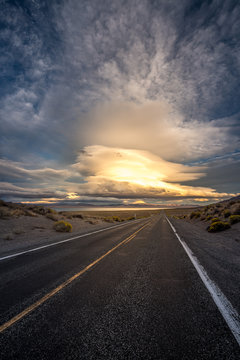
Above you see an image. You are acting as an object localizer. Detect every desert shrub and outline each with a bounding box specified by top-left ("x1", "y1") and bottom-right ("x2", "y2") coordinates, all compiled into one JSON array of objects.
[
  {"x1": 103, "y1": 217, "x2": 113, "y2": 222},
  {"x1": 53, "y1": 220, "x2": 72, "y2": 232},
  {"x1": 47, "y1": 208, "x2": 57, "y2": 214},
  {"x1": 229, "y1": 215, "x2": 240, "y2": 225},
  {"x1": 31, "y1": 206, "x2": 56, "y2": 215},
  {"x1": 24, "y1": 210, "x2": 38, "y2": 217},
  {"x1": 206, "y1": 215, "x2": 212, "y2": 221},
  {"x1": 200, "y1": 216, "x2": 206, "y2": 221},
  {"x1": 0, "y1": 208, "x2": 11, "y2": 218},
  {"x1": 46, "y1": 213, "x2": 58, "y2": 221},
  {"x1": 232, "y1": 205, "x2": 240, "y2": 215},
  {"x1": 39, "y1": 207, "x2": 48, "y2": 215},
  {"x1": 190, "y1": 211, "x2": 201, "y2": 219},
  {"x1": 112, "y1": 216, "x2": 121, "y2": 222},
  {"x1": 211, "y1": 217, "x2": 220, "y2": 223},
  {"x1": 11, "y1": 209, "x2": 25, "y2": 217},
  {"x1": 207, "y1": 221, "x2": 230, "y2": 233},
  {"x1": 223, "y1": 210, "x2": 231, "y2": 218},
  {"x1": 212, "y1": 207, "x2": 220, "y2": 214},
  {"x1": 72, "y1": 214, "x2": 83, "y2": 219},
  {"x1": 33, "y1": 207, "x2": 48, "y2": 215},
  {"x1": 86, "y1": 219, "x2": 98, "y2": 225}
]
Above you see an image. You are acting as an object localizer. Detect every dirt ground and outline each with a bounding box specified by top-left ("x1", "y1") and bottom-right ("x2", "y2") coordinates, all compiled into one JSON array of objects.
[{"x1": 0, "y1": 215, "x2": 117, "y2": 256}]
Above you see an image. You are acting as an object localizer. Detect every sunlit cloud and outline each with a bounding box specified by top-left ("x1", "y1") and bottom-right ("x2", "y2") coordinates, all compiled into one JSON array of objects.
[
  {"x1": 66, "y1": 192, "x2": 79, "y2": 199},
  {"x1": 194, "y1": 198, "x2": 210, "y2": 202},
  {"x1": 72, "y1": 145, "x2": 235, "y2": 200},
  {"x1": 81, "y1": 102, "x2": 238, "y2": 162}
]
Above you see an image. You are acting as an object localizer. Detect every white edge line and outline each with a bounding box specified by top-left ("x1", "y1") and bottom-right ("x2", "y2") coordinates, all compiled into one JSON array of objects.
[
  {"x1": 165, "y1": 215, "x2": 240, "y2": 346},
  {"x1": 0, "y1": 218, "x2": 144, "y2": 262}
]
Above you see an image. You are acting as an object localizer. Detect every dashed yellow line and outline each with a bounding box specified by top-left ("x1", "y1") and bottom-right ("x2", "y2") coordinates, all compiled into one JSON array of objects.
[{"x1": 0, "y1": 221, "x2": 150, "y2": 333}]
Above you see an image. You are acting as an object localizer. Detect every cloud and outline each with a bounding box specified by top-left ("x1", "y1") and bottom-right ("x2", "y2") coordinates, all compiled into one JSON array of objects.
[
  {"x1": 2, "y1": 0, "x2": 238, "y2": 162},
  {"x1": 55, "y1": 0, "x2": 240, "y2": 118},
  {"x1": 0, "y1": 182, "x2": 65, "y2": 200},
  {"x1": 0, "y1": 0, "x2": 239, "y2": 203},
  {"x1": 73, "y1": 145, "x2": 205, "y2": 182},
  {"x1": 0, "y1": 160, "x2": 77, "y2": 202},
  {"x1": 79, "y1": 101, "x2": 239, "y2": 162},
  {"x1": 0, "y1": 159, "x2": 72, "y2": 183},
  {"x1": 184, "y1": 153, "x2": 240, "y2": 193},
  {"x1": 72, "y1": 145, "x2": 234, "y2": 200},
  {"x1": 0, "y1": 146, "x2": 236, "y2": 204}
]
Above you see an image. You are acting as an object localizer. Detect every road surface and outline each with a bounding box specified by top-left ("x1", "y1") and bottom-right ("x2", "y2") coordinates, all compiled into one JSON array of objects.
[{"x1": 0, "y1": 213, "x2": 239, "y2": 359}]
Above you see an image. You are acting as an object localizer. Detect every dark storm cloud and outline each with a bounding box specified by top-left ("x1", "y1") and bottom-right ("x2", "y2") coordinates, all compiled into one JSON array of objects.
[
  {"x1": 0, "y1": 159, "x2": 71, "y2": 182},
  {"x1": 184, "y1": 153, "x2": 240, "y2": 193},
  {"x1": 0, "y1": 182, "x2": 64, "y2": 200}
]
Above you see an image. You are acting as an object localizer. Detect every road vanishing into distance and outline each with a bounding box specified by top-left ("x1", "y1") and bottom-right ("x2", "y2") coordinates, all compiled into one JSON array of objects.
[{"x1": 0, "y1": 212, "x2": 239, "y2": 359}]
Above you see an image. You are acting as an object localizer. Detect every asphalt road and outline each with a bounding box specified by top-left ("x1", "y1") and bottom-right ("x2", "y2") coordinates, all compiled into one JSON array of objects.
[{"x1": 0, "y1": 213, "x2": 239, "y2": 359}]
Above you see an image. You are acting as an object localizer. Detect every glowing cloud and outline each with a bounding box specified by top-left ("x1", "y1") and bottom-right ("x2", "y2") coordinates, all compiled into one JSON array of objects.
[{"x1": 72, "y1": 145, "x2": 234, "y2": 200}]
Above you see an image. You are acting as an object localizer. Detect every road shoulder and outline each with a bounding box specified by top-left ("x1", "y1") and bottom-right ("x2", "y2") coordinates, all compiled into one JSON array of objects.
[{"x1": 168, "y1": 217, "x2": 240, "y2": 314}]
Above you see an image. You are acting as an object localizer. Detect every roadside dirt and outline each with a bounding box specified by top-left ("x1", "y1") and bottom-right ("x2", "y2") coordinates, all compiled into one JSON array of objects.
[{"x1": 0, "y1": 215, "x2": 113, "y2": 256}]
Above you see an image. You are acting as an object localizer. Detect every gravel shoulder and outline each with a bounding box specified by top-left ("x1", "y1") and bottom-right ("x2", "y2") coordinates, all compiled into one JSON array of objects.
[{"x1": 168, "y1": 216, "x2": 240, "y2": 314}]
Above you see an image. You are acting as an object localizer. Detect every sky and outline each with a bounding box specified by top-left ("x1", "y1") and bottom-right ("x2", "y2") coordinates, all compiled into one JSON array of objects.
[{"x1": 0, "y1": 0, "x2": 239, "y2": 207}]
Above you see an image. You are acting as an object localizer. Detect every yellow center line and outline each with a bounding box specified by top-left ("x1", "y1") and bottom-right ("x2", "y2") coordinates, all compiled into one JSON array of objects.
[{"x1": 0, "y1": 221, "x2": 151, "y2": 333}]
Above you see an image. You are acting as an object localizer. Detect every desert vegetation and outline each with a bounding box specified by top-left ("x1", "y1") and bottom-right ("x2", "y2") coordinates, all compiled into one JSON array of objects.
[
  {"x1": 229, "y1": 215, "x2": 240, "y2": 225},
  {"x1": 0, "y1": 200, "x2": 159, "y2": 242},
  {"x1": 0, "y1": 200, "x2": 58, "y2": 219},
  {"x1": 166, "y1": 196, "x2": 240, "y2": 233},
  {"x1": 53, "y1": 220, "x2": 72, "y2": 232},
  {"x1": 59, "y1": 209, "x2": 159, "y2": 223},
  {"x1": 207, "y1": 221, "x2": 231, "y2": 233}
]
